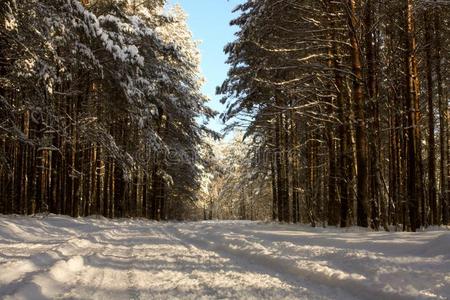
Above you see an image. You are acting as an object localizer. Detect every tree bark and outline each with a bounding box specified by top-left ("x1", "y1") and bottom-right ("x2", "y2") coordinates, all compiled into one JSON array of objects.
[{"x1": 347, "y1": 0, "x2": 369, "y2": 227}]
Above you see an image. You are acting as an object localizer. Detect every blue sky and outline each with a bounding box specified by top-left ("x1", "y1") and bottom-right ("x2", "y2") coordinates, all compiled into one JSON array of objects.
[{"x1": 169, "y1": 0, "x2": 243, "y2": 134}]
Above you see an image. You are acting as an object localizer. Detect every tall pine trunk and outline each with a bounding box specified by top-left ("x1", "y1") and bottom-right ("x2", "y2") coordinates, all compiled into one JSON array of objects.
[{"x1": 346, "y1": 0, "x2": 369, "y2": 227}]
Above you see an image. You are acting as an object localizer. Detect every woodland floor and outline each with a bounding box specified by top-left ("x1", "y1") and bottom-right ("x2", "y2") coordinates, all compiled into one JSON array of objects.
[{"x1": 0, "y1": 215, "x2": 449, "y2": 300}]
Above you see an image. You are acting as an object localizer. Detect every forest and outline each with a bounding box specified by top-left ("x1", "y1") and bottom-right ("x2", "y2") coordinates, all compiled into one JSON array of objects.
[
  {"x1": 214, "y1": 0, "x2": 450, "y2": 232},
  {"x1": 0, "y1": 0, "x2": 217, "y2": 220},
  {"x1": 1, "y1": 0, "x2": 450, "y2": 232}
]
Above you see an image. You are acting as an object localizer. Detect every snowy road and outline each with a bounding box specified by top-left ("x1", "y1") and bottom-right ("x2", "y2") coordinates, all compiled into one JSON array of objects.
[{"x1": 0, "y1": 216, "x2": 449, "y2": 299}]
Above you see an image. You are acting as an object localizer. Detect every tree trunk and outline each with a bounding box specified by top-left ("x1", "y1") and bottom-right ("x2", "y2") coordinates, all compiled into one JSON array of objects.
[
  {"x1": 347, "y1": 0, "x2": 369, "y2": 227},
  {"x1": 404, "y1": 0, "x2": 421, "y2": 231},
  {"x1": 425, "y1": 9, "x2": 437, "y2": 225},
  {"x1": 434, "y1": 11, "x2": 448, "y2": 225}
]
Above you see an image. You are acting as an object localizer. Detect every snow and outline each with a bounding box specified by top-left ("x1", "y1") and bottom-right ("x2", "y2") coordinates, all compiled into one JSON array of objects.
[{"x1": 0, "y1": 215, "x2": 448, "y2": 300}]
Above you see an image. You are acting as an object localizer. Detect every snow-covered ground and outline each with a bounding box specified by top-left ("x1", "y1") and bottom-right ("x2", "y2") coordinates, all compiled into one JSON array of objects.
[{"x1": 0, "y1": 215, "x2": 449, "y2": 300}]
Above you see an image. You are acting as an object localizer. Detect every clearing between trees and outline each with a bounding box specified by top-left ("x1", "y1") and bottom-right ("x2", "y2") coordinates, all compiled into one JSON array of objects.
[{"x1": 0, "y1": 215, "x2": 449, "y2": 300}]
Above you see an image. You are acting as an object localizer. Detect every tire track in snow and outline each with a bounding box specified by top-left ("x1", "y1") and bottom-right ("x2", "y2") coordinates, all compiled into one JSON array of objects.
[
  {"x1": 169, "y1": 223, "x2": 425, "y2": 300},
  {"x1": 156, "y1": 223, "x2": 308, "y2": 299},
  {"x1": 53, "y1": 229, "x2": 124, "y2": 299},
  {"x1": 54, "y1": 226, "x2": 145, "y2": 299},
  {"x1": 77, "y1": 229, "x2": 142, "y2": 300},
  {"x1": 126, "y1": 244, "x2": 141, "y2": 300},
  {"x1": 161, "y1": 223, "x2": 342, "y2": 300},
  {"x1": 62, "y1": 226, "x2": 149, "y2": 300}
]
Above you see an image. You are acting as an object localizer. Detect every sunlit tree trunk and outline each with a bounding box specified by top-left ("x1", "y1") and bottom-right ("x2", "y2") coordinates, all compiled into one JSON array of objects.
[{"x1": 346, "y1": 0, "x2": 369, "y2": 227}]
